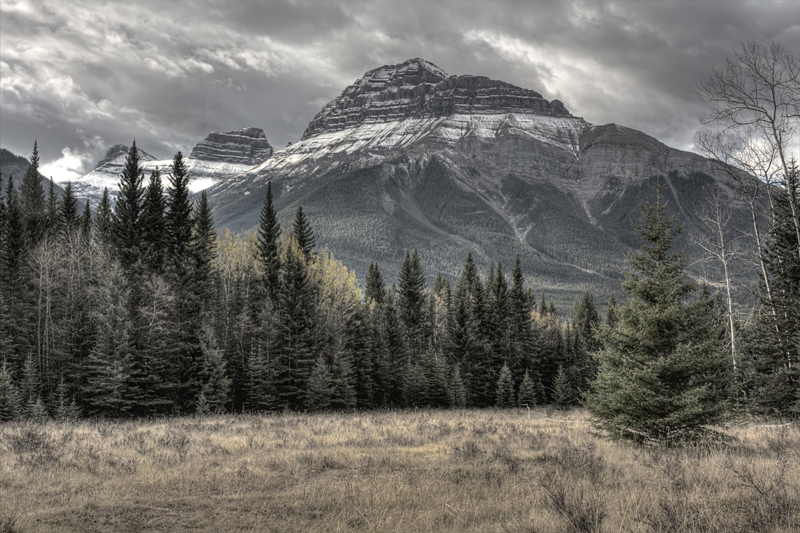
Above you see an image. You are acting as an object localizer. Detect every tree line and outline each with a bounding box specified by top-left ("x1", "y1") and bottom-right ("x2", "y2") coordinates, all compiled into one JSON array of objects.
[{"x1": 0, "y1": 142, "x2": 610, "y2": 419}]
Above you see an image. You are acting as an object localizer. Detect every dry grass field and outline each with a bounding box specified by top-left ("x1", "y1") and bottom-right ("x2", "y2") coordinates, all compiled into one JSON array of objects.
[{"x1": 1, "y1": 408, "x2": 799, "y2": 532}]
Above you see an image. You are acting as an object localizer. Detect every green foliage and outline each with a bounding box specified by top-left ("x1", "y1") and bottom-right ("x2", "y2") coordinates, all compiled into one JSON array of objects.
[
  {"x1": 140, "y1": 168, "x2": 167, "y2": 272},
  {"x1": 517, "y1": 370, "x2": 538, "y2": 408},
  {"x1": 585, "y1": 189, "x2": 732, "y2": 444},
  {"x1": 258, "y1": 181, "x2": 281, "y2": 299},
  {"x1": 551, "y1": 365, "x2": 574, "y2": 410},
  {"x1": 305, "y1": 355, "x2": 333, "y2": 411},
  {"x1": 495, "y1": 363, "x2": 514, "y2": 407},
  {"x1": 197, "y1": 324, "x2": 230, "y2": 413},
  {"x1": 112, "y1": 142, "x2": 145, "y2": 270},
  {"x1": 292, "y1": 206, "x2": 316, "y2": 262},
  {"x1": 450, "y1": 363, "x2": 467, "y2": 408},
  {"x1": 0, "y1": 360, "x2": 21, "y2": 421}
]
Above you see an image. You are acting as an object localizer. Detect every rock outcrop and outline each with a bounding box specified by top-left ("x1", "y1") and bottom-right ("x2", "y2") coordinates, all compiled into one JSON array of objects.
[
  {"x1": 302, "y1": 58, "x2": 571, "y2": 139},
  {"x1": 189, "y1": 128, "x2": 273, "y2": 165}
]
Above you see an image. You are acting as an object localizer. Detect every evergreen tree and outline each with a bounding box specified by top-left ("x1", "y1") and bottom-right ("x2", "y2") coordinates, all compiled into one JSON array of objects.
[
  {"x1": 274, "y1": 240, "x2": 318, "y2": 409},
  {"x1": 140, "y1": 168, "x2": 167, "y2": 272},
  {"x1": 573, "y1": 292, "x2": 601, "y2": 353},
  {"x1": 192, "y1": 190, "x2": 217, "y2": 314},
  {"x1": 606, "y1": 294, "x2": 618, "y2": 328},
  {"x1": 585, "y1": 188, "x2": 731, "y2": 444},
  {"x1": 745, "y1": 163, "x2": 800, "y2": 414},
  {"x1": 397, "y1": 249, "x2": 427, "y2": 357},
  {"x1": 0, "y1": 360, "x2": 21, "y2": 421},
  {"x1": 53, "y1": 377, "x2": 80, "y2": 421},
  {"x1": 58, "y1": 181, "x2": 80, "y2": 237},
  {"x1": 245, "y1": 344, "x2": 275, "y2": 412},
  {"x1": 20, "y1": 351, "x2": 40, "y2": 418},
  {"x1": 111, "y1": 142, "x2": 145, "y2": 270},
  {"x1": 364, "y1": 262, "x2": 385, "y2": 305},
  {"x1": 329, "y1": 352, "x2": 358, "y2": 410},
  {"x1": 83, "y1": 264, "x2": 137, "y2": 416},
  {"x1": 257, "y1": 181, "x2": 281, "y2": 298},
  {"x1": 197, "y1": 324, "x2": 230, "y2": 413},
  {"x1": 551, "y1": 365, "x2": 574, "y2": 409},
  {"x1": 94, "y1": 188, "x2": 113, "y2": 246},
  {"x1": 45, "y1": 178, "x2": 58, "y2": 237},
  {"x1": 292, "y1": 206, "x2": 315, "y2": 262},
  {"x1": 80, "y1": 199, "x2": 92, "y2": 239},
  {"x1": 508, "y1": 256, "x2": 534, "y2": 375},
  {"x1": 450, "y1": 363, "x2": 467, "y2": 408},
  {"x1": 517, "y1": 370, "x2": 538, "y2": 408},
  {"x1": 20, "y1": 141, "x2": 46, "y2": 247},
  {"x1": 305, "y1": 355, "x2": 333, "y2": 410},
  {"x1": 421, "y1": 346, "x2": 451, "y2": 407},
  {"x1": 495, "y1": 363, "x2": 514, "y2": 407}
]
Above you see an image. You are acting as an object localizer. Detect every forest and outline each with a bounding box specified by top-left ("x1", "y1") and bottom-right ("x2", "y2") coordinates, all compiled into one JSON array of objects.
[{"x1": 0, "y1": 132, "x2": 798, "y2": 441}]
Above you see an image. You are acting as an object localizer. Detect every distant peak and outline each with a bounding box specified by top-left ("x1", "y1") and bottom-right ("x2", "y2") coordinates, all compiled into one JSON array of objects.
[
  {"x1": 189, "y1": 128, "x2": 273, "y2": 165},
  {"x1": 94, "y1": 144, "x2": 157, "y2": 170}
]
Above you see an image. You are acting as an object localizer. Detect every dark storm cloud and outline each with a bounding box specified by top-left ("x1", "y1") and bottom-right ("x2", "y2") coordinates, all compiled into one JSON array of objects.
[{"x1": 1, "y1": 0, "x2": 798, "y2": 181}]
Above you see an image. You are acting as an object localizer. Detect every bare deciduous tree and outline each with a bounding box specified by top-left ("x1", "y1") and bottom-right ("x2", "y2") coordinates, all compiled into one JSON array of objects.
[{"x1": 697, "y1": 41, "x2": 800, "y2": 259}]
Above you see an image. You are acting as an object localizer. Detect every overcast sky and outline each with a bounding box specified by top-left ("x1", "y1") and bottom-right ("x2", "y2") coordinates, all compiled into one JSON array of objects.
[{"x1": 2, "y1": 0, "x2": 799, "y2": 182}]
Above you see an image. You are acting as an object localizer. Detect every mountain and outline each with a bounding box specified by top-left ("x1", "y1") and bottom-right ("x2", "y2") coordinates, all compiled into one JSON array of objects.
[
  {"x1": 0, "y1": 147, "x2": 66, "y2": 198},
  {"x1": 204, "y1": 58, "x2": 759, "y2": 313},
  {"x1": 69, "y1": 128, "x2": 273, "y2": 206}
]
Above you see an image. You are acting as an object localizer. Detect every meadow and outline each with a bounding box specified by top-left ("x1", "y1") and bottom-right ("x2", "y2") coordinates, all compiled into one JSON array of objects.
[{"x1": 1, "y1": 408, "x2": 798, "y2": 532}]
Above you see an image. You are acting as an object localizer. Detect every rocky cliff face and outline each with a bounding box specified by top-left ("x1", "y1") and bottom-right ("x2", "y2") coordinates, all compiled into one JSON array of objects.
[
  {"x1": 303, "y1": 59, "x2": 571, "y2": 139},
  {"x1": 70, "y1": 129, "x2": 273, "y2": 206},
  {"x1": 189, "y1": 127, "x2": 273, "y2": 165},
  {"x1": 206, "y1": 59, "x2": 762, "y2": 312}
]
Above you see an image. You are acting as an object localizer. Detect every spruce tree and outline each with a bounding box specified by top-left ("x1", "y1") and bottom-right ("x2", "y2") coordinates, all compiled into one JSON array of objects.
[
  {"x1": 364, "y1": 262, "x2": 386, "y2": 305},
  {"x1": 20, "y1": 141, "x2": 46, "y2": 247},
  {"x1": 421, "y1": 346, "x2": 451, "y2": 407},
  {"x1": 585, "y1": 189, "x2": 731, "y2": 444},
  {"x1": 53, "y1": 377, "x2": 80, "y2": 421},
  {"x1": 112, "y1": 142, "x2": 145, "y2": 270},
  {"x1": 397, "y1": 249, "x2": 427, "y2": 357},
  {"x1": 83, "y1": 264, "x2": 137, "y2": 416},
  {"x1": 551, "y1": 365, "x2": 574, "y2": 409},
  {"x1": 80, "y1": 199, "x2": 92, "y2": 239},
  {"x1": 58, "y1": 181, "x2": 80, "y2": 237},
  {"x1": 0, "y1": 360, "x2": 21, "y2": 421},
  {"x1": 573, "y1": 292, "x2": 601, "y2": 353},
  {"x1": 245, "y1": 345, "x2": 275, "y2": 412},
  {"x1": 192, "y1": 190, "x2": 217, "y2": 314},
  {"x1": 606, "y1": 294, "x2": 618, "y2": 328},
  {"x1": 94, "y1": 187, "x2": 113, "y2": 246},
  {"x1": 495, "y1": 363, "x2": 514, "y2": 407},
  {"x1": 140, "y1": 168, "x2": 167, "y2": 272},
  {"x1": 292, "y1": 206, "x2": 315, "y2": 262},
  {"x1": 45, "y1": 178, "x2": 58, "y2": 237},
  {"x1": 257, "y1": 181, "x2": 281, "y2": 298},
  {"x1": 517, "y1": 370, "x2": 538, "y2": 408},
  {"x1": 329, "y1": 353, "x2": 358, "y2": 410},
  {"x1": 20, "y1": 351, "x2": 41, "y2": 418},
  {"x1": 197, "y1": 324, "x2": 230, "y2": 413},
  {"x1": 450, "y1": 363, "x2": 467, "y2": 408},
  {"x1": 305, "y1": 355, "x2": 333, "y2": 410},
  {"x1": 508, "y1": 256, "x2": 534, "y2": 375}
]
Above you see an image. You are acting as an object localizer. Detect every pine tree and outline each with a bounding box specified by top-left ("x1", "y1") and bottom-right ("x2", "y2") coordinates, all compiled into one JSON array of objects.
[
  {"x1": 495, "y1": 363, "x2": 514, "y2": 407},
  {"x1": 508, "y1": 256, "x2": 534, "y2": 375},
  {"x1": 257, "y1": 181, "x2": 281, "y2": 298},
  {"x1": 305, "y1": 355, "x2": 333, "y2": 410},
  {"x1": 140, "y1": 168, "x2": 167, "y2": 272},
  {"x1": 94, "y1": 188, "x2": 113, "y2": 246},
  {"x1": 197, "y1": 324, "x2": 230, "y2": 413},
  {"x1": 551, "y1": 365, "x2": 574, "y2": 410},
  {"x1": 745, "y1": 162, "x2": 800, "y2": 414},
  {"x1": 53, "y1": 377, "x2": 80, "y2": 421},
  {"x1": 573, "y1": 292, "x2": 601, "y2": 353},
  {"x1": 364, "y1": 262, "x2": 386, "y2": 305},
  {"x1": 397, "y1": 249, "x2": 427, "y2": 357},
  {"x1": 112, "y1": 142, "x2": 145, "y2": 270},
  {"x1": 20, "y1": 351, "x2": 40, "y2": 418},
  {"x1": 585, "y1": 188, "x2": 732, "y2": 444},
  {"x1": 244, "y1": 345, "x2": 275, "y2": 412},
  {"x1": 292, "y1": 206, "x2": 316, "y2": 262},
  {"x1": 20, "y1": 141, "x2": 46, "y2": 247},
  {"x1": 606, "y1": 294, "x2": 618, "y2": 328},
  {"x1": 517, "y1": 370, "x2": 538, "y2": 408},
  {"x1": 192, "y1": 190, "x2": 217, "y2": 315},
  {"x1": 0, "y1": 360, "x2": 21, "y2": 421},
  {"x1": 274, "y1": 240, "x2": 318, "y2": 409},
  {"x1": 329, "y1": 353, "x2": 358, "y2": 410},
  {"x1": 58, "y1": 181, "x2": 80, "y2": 237},
  {"x1": 450, "y1": 364, "x2": 467, "y2": 408},
  {"x1": 83, "y1": 264, "x2": 137, "y2": 416},
  {"x1": 421, "y1": 346, "x2": 451, "y2": 407},
  {"x1": 45, "y1": 178, "x2": 58, "y2": 237},
  {"x1": 80, "y1": 199, "x2": 92, "y2": 240}
]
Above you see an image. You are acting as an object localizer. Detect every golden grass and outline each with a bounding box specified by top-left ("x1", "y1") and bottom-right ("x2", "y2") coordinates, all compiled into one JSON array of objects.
[{"x1": 1, "y1": 408, "x2": 798, "y2": 532}]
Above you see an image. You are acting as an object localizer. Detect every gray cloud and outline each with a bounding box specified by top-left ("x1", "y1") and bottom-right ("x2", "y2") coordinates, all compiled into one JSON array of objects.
[{"x1": 1, "y1": 0, "x2": 798, "y2": 181}]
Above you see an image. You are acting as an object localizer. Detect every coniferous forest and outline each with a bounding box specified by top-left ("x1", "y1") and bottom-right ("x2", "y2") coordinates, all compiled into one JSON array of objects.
[{"x1": 0, "y1": 140, "x2": 798, "y2": 438}]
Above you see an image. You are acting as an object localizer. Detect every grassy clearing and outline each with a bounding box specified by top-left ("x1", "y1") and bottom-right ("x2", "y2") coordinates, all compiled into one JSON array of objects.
[{"x1": 1, "y1": 408, "x2": 799, "y2": 532}]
